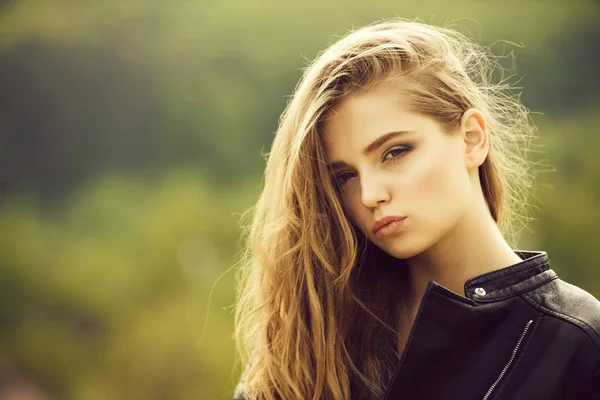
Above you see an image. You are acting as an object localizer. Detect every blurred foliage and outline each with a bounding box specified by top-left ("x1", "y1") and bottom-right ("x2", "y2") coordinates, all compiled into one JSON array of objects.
[
  {"x1": 0, "y1": 0, "x2": 598, "y2": 398},
  {"x1": 1, "y1": 170, "x2": 261, "y2": 398}
]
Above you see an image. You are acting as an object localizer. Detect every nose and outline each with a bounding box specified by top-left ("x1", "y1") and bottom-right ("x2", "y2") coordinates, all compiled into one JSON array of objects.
[{"x1": 360, "y1": 173, "x2": 391, "y2": 209}]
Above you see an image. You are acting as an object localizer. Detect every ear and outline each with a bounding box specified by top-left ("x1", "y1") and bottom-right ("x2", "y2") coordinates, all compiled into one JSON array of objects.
[{"x1": 460, "y1": 108, "x2": 489, "y2": 169}]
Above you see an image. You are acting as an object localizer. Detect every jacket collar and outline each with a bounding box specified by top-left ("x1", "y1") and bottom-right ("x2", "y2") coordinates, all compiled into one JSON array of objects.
[
  {"x1": 382, "y1": 251, "x2": 555, "y2": 400},
  {"x1": 463, "y1": 250, "x2": 557, "y2": 303}
]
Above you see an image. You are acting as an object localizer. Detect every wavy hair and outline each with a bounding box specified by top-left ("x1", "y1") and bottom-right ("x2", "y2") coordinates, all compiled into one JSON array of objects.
[{"x1": 233, "y1": 18, "x2": 536, "y2": 400}]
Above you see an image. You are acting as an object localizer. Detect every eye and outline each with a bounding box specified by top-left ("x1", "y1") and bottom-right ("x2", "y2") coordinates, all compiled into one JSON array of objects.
[
  {"x1": 382, "y1": 145, "x2": 412, "y2": 162},
  {"x1": 335, "y1": 171, "x2": 356, "y2": 185},
  {"x1": 333, "y1": 144, "x2": 413, "y2": 187}
]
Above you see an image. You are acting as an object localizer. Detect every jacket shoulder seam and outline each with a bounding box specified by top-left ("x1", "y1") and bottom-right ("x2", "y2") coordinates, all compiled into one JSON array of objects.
[{"x1": 521, "y1": 292, "x2": 600, "y2": 352}]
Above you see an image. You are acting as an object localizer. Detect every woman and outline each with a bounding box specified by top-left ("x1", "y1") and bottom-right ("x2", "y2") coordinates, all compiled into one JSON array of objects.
[{"x1": 232, "y1": 18, "x2": 600, "y2": 399}]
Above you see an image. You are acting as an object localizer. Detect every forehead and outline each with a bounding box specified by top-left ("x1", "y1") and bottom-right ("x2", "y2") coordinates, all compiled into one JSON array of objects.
[{"x1": 321, "y1": 86, "x2": 419, "y2": 157}]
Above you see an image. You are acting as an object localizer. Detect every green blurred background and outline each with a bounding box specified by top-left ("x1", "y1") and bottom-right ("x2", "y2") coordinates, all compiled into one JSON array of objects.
[{"x1": 0, "y1": 0, "x2": 598, "y2": 399}]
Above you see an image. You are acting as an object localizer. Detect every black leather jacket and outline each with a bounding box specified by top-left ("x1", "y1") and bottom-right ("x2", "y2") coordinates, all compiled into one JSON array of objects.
[
  {"x1": 235, "y1": 250, "x2": 600, "y2": 399},
  {"x1": 382, "y1": 250, "x2": 600, "y2": 400}
]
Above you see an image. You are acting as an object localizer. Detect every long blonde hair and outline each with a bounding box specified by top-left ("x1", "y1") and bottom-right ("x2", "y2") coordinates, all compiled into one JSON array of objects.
[{"x1": 233, "y1": 18, "x2": 536, "y2": 400}]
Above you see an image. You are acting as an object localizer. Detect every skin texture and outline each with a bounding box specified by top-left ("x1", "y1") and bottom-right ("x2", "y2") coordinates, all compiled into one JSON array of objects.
[{"x1": 322, "y1": 84, "x2": 523, "y2": 315}]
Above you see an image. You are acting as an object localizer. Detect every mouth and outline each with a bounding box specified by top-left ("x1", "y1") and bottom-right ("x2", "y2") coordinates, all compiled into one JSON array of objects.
[{"x1": 372, "y1": 216, "x2": 407, "y2": 238}]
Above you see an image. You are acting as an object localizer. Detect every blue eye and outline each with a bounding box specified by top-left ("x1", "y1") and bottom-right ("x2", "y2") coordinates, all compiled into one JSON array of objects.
[
  {"x1": 335, "y1": 171, "x2": 355, "y2": 185},
  {"x1": 333, "y1": 144, "x2": 413, "y2": 187},
  {"x1": 382, "y1": 145, "x2": 411, "y2": 162}
]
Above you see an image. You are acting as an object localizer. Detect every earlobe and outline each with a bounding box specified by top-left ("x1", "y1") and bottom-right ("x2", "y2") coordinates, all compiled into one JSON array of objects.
[{"x1": 461, "y1": 108, "x2": 489, "y2": 168}]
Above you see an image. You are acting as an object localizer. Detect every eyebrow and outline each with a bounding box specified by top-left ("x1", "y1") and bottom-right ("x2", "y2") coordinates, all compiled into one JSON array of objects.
[{"x1": 329, "y1": 130, "x2": 416, "y2": 171}]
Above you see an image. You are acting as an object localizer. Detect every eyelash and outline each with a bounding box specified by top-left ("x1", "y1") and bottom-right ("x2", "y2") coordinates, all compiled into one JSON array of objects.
[{"x1": 334, "y1": 144, "x2": 413, "y2": 185}]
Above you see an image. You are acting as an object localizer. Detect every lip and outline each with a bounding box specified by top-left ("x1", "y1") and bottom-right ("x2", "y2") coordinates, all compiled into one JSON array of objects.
[{"x1": 372, "y1": 216, "x2": 407, "y2": 238}]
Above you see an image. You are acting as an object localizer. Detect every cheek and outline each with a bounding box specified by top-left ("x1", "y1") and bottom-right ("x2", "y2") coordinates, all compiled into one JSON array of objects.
[
  {"x1": 338, "y1": 187, "x2": 373, "y2": 234},
  {"x1": 344, "y1": 196, "x2": 367, "y2": 230},
  {"x1": 404, "y1": 148, "x2": 469, "y2": 215}
]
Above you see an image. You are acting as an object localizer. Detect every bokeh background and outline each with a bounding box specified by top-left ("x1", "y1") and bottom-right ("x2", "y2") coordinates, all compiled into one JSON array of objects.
[{"x1": 0, "y1": 1, "x2": 599, "y2": 399}]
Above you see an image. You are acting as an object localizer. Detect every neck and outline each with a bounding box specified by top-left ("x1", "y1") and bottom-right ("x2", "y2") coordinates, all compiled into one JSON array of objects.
[{"x1": 404, "y1": 197, "x2": 523, "y2": 311}]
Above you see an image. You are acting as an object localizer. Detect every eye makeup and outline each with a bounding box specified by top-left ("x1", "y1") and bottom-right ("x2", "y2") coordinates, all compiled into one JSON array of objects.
[{"x1": 333, "y1": 143, "x2": 414, "y2": 185}]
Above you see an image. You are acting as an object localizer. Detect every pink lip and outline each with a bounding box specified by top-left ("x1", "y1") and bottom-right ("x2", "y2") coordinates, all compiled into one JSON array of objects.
[{"x1": 372, "y1": 216, "x2": 407, "y2": 238}]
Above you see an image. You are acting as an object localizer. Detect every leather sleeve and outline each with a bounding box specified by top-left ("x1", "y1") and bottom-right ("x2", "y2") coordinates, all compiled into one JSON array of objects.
[{"x1": 583, "y1": 359, "x2": 600, "y2": 400}]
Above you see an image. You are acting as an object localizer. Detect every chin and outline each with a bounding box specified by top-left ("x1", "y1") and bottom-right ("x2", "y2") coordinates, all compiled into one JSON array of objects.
[{"x1": 375, "y1": 236, "x2": 424, "y2": 260}]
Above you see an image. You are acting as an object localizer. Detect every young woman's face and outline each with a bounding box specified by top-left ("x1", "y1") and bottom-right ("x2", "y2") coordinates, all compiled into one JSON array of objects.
[{"x1": 322, "y1": 85, "x2": 475, "y2": 259}]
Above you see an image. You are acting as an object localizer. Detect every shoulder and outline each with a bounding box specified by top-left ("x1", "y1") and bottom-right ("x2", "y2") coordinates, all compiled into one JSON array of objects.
[
  {"x1": 523, "y1": 276, "x2": 600, "y2": 398},
  {"x1": 523, "y1": 275, "x2": 600, "y2": 350}
]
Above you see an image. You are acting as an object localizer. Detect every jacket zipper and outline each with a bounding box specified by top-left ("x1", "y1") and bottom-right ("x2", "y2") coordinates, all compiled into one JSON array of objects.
[{"x1": 481, "y1": 319, "x2": 534, "y2": 400}]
